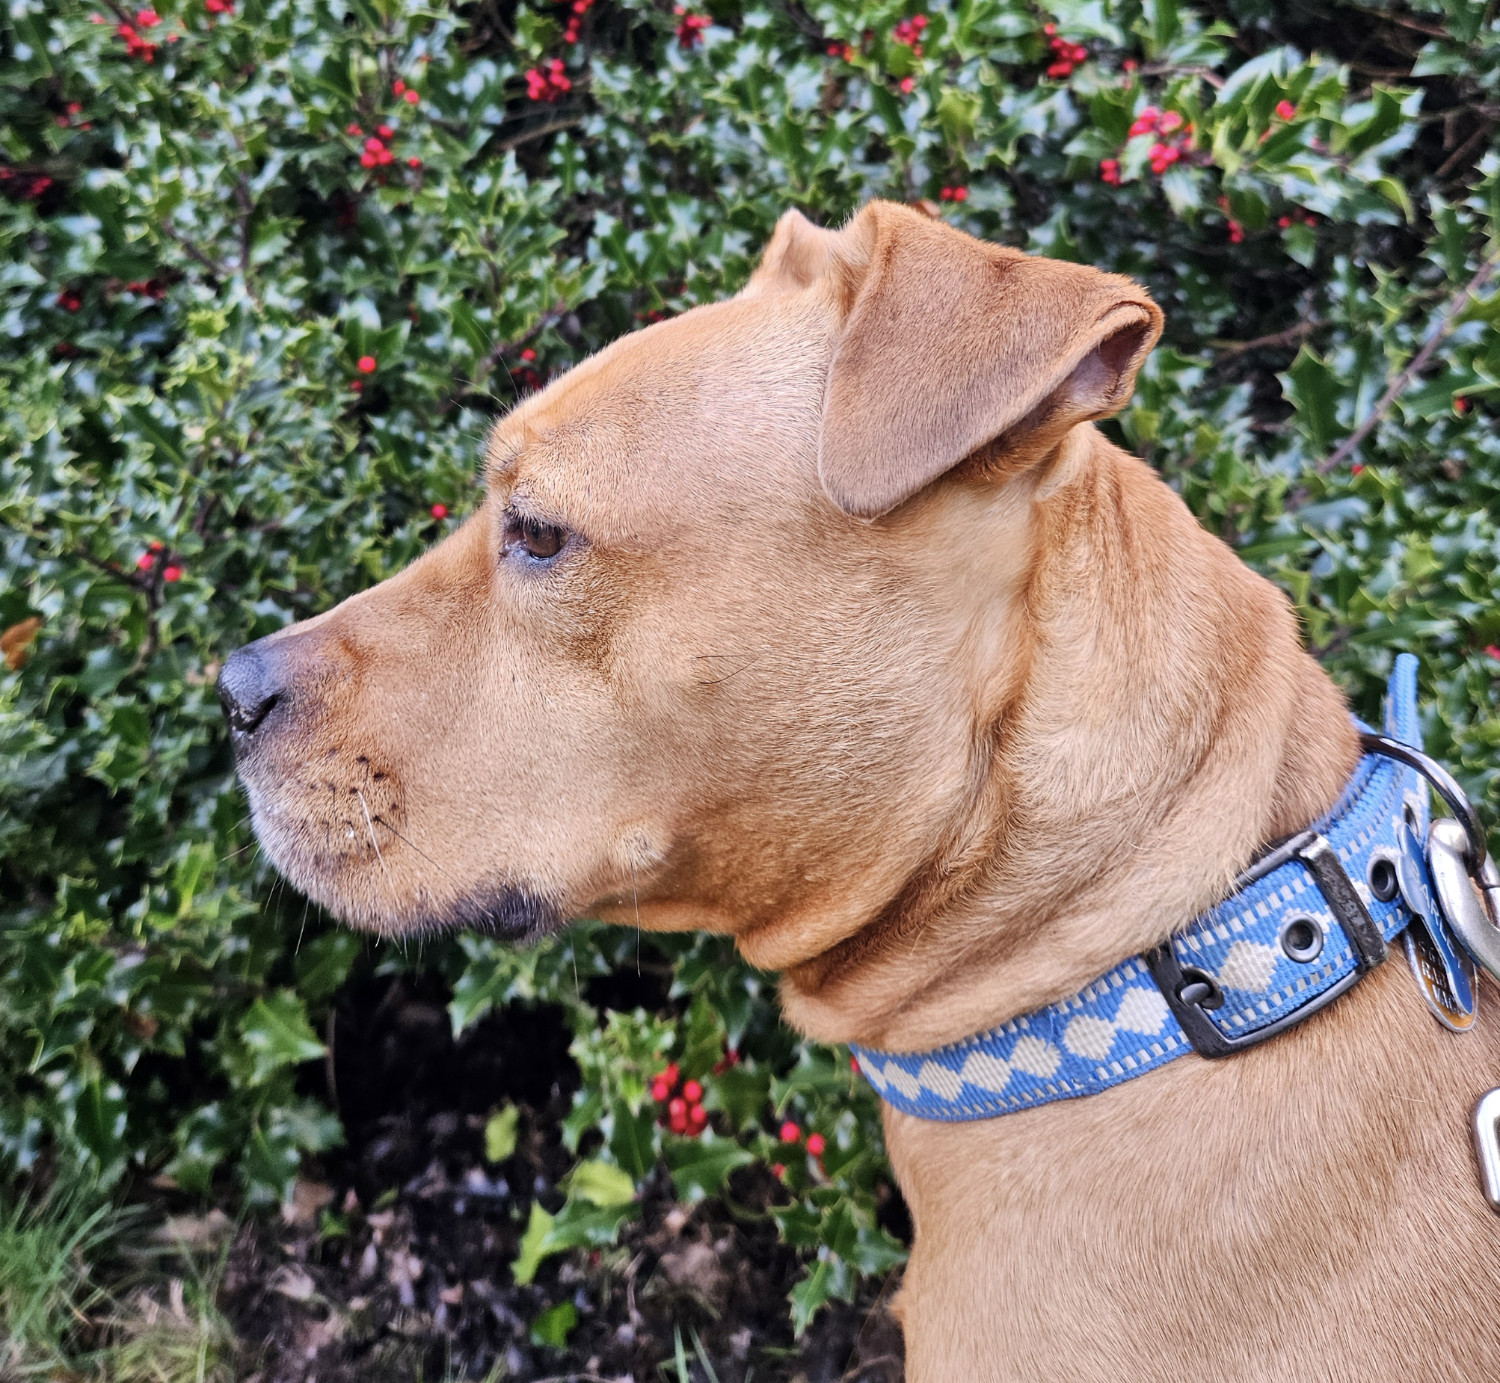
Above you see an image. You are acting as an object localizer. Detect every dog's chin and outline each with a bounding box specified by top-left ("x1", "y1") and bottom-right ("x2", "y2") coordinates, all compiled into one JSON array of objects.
[
  {"x1": 245, "y1": 802, "x2": 565, "y2": 944},
  {"x1": 293, "y1": 868, "x2": 566, "y2": 945}
]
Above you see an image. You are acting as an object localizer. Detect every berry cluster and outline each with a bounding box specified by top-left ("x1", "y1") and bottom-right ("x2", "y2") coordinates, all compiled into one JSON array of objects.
[
  {"x1": 125, "y1": 278, "x2": 169, "y2": 299},
  {"x1": 937, "y1": 185, "x2": 968, "y2": 202},
  {"x1": 526, "y1": 58, "x2": 573, "y2": 102},
  {"x1": 0, "y1": 170, "x2": 53, "y2": 201},
  {"x1": 512, "y1": 346, "x2": 542, "y2": 391},
  {"x1": 650, "y1": 1063, "x2": 709, "y2": 1138},
  {"x1": 136, "y1": 541, "x2": 182, "y2": 582},
  {"x1": 674, "y1": 7, "x2": 710, "y2": 47},
  {"x1": 116, "y1": 9, "x2": 166, "y2": 62},
  {"x1": 892, "y1": 13, "x2": 927, "y2": 54},
  {"x1": 1099, "y1": 105, "x2": 1195, "y2": 185},
  {"x1": 204, "y1": 0, "x2": 234, "y2": 13},
  {"x1": 54, "y1": 102, "x2": 90, "y2": 130},
  {"x1": 825, "y1": 40, "x2": 857, "y2": 60},
  {"x1": 1042, "y1": 24, "x2": 1087, "y2": 80},
  {"x1": 349, "y1": 91, "x2": 421, "y2": 172},
  {"x1": 1276, "y1": 206, "x2": 1317, "y2": 230},
  {"x1": 562, "y1": 0, "x2": 595, "y2": 46},
  {"x1": 770, "y1": 1120, "x2": 826, "y2": 1178},
  {"x1": 56, "y1": 290, "x2": 82, "y2": 313}
]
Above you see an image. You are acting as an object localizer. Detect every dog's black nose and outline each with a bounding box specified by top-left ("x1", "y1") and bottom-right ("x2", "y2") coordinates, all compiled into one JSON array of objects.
[{"x1": 218, "y1": 642, "x2": 283, "y2": 734}]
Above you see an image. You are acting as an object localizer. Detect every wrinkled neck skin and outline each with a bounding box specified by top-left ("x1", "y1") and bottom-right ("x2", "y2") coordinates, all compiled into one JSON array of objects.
[{"x1": 774, "y1": 425, "x2": 1359, "y2": 1054}]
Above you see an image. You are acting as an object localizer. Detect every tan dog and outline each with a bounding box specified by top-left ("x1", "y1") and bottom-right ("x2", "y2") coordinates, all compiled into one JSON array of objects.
[{"x1": 222, "y1": 201, "x2": 1500, "y2": 1380}]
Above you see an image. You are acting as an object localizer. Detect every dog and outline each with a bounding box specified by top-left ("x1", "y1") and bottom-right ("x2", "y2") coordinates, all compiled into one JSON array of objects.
[{"x1": 221, "y1": 201, "x2": 1500, "y2": 1380}]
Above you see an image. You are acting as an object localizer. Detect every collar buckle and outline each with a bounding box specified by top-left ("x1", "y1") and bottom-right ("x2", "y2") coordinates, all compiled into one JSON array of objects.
[{"x1": 1144, "y1": 829, "x2": 1387, "y2": 1059}]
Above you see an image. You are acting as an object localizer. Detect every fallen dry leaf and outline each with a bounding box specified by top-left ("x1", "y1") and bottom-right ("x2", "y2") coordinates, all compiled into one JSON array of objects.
[
  {"x1": 1, "y1": 616, "x2": 41, "y2": 671},
  {"x1": 270, "y1": 1263, "x2": 317, "y2": 1302},
  {"x1": 281, "y1": 1178, "x2": 335, "y2": 1227}
]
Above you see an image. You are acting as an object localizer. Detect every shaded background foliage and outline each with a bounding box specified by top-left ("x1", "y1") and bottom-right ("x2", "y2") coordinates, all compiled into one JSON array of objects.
[{"x1": 2, "y1": 0, "x2": 1499, "y2": 1359}]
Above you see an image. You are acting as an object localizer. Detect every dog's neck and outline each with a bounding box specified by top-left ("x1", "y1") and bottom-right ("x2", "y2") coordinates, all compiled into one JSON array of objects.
[{"x1": 775, "y1": 427, "x2": 1360, "y2": 1051}]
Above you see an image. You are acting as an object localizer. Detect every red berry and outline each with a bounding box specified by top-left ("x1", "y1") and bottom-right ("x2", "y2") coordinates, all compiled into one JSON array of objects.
[
  {"x1": 162, "y1": 565, "x2": 182, "y2": 582},
  {"x1": 688, "y1": 1102, "x2": 706, "y2": 1124},
  {"x1": 346, "y1": 122, "x2": 362, "y2": 135},
  {"x1": 1454, "y1": 397, "x2": 1470, "y2": 415},
  {"x1": 360, "y1": 152, "x2": 377, "y2": 168},
  {"x1": 430, "y1": 502, "x2": 448, "y2": 520},
  {"x1": 771, "y1": 1162, "x2": 786, "y2": 1177},
  {"x1": 519, "y1": 347, "x2": 537, "y2": 362},
  {"x1": 404, "y1": 89, "x2": 419, "y2": 104},
  {"x1": 1351, "y1": 463, "x2": 1364, "y2": 475},
  {"x1": 668, "y1": 1109, "x2": 688, "y2": 1133},
  {"x1": 136, "y1": 8, "x2": 161, "y2": 26},
  {"x1": 393, "y1": 79, "x2": 406, "y2": 94},
  {"x1": 376, "y1": 147, "x2": 393, "y2": 165},
  {"x1": 668, "y1": 1097, "x2": 687, "y2": 1119},
  {"x1": 349, "y1": 379, "x2": 363, "y2": 392},
  {"x1": 952, "y1": 185, "x2": 967, "y2": 201},
  {"x1": 899, "y1": 76, "x2": 915, "y2": 93},
  {"x1": 1046, "y1": 60, "x2": 1073, "y2": 78},
  {"x1": 850, "y1": 1055, "x2": 860, "y2": 1073},
  {"x1": 1484, "y1": 645, "x2": 1500, "y2": 661},
  {"x1": 407, "y1": 156, "x2": 421, "y2": 168},
  {"x1": 137, "y1": 552, "x2": 155, "y2": 571},
  {"x1": 356, "y1": 354, "x2": 377, "y2": 373},
  {"x1": 377, "y1": 123, "x2": 395, "y2": 139},
  {"x1": 682, "y1": 1079, "x2": 702, "y2": 1103},
  {"x1": 650, "y1": 1079, "x2": 670, "y2": 1102},
  {"x1": 806, "y1": 1133, "x2": 825, "y2": 1156},
  {"x1": 779, "y1": 1121, "x2": 801, "y2": 1144},
  {"x1": 663, "y1": 1063, "x2": 680, "y2": 1086},
  {"x1": 364, "y1": 136, "x2": 383, "y2": 154},
  {"x1": 1042, "y1": 21, "x2": 1056, "y2": 33},
  {"x1": 1274, "y1": 99, "x2": 1296, "y2": 121}
]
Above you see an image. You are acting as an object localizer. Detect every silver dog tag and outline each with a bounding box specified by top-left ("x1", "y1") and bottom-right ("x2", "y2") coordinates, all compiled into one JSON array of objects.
[
  {"x1": 1429, "y1": 817, "x2": 1500, "y2": 987},
  {"x1": 1398, "y1": 822, "x2": 1477, "y2": 1031}
]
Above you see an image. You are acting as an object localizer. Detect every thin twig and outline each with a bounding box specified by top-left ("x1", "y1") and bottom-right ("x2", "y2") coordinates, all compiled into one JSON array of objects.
[
  {"x1": 1317, "y1": 248, "x2": 1500, "y2": 474},
  {"x1": 1435, "y1": 121, "x2": 1494, "y2": 181},
  {"x1": 160, "y1": 218, "x2": 228, "y2": 279},
  {"x1": 1210, "y1": 319, "x2": 1324, "y2": 359},
  {"x1": 493, "y1": 111, "x2": 585, "y2": 154}
]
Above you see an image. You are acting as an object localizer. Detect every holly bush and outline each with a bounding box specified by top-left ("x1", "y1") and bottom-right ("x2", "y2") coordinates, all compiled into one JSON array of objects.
[{"x1": 3, "y1": 0, "x2": 1498, "y2": 1332}]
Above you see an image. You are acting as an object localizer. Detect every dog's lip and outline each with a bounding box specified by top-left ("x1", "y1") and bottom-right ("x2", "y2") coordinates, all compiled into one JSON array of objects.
[{"x1": 322, "y1": 882, "x2": 568, "y2": 944}]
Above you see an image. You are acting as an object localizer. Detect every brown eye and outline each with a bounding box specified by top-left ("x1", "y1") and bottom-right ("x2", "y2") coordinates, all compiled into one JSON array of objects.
[{"x1": 505, "y1": 512, "x2": 568, "y2": 562}]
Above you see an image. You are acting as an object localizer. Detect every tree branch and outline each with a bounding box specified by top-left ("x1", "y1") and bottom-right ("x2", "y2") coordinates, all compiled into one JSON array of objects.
[{"x1": 1317, "y1": 248, "x2": 1500, "y2": 474}]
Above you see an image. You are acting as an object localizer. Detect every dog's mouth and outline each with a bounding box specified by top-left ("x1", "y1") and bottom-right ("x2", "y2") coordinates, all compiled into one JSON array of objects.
[{"x1": 235, "y1": 742, "x2": 565, "y2": 943}]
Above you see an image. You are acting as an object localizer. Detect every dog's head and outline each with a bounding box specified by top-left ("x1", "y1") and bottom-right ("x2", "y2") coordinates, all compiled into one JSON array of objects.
[{"x1": 222, "y1": 201, "x2": 1160, "y2": 967}]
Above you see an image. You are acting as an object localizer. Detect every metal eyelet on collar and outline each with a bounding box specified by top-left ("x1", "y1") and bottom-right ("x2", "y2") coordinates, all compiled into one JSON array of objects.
[{"x1": 1279, "y1": 914, "x2": 1324, "y2": 963}]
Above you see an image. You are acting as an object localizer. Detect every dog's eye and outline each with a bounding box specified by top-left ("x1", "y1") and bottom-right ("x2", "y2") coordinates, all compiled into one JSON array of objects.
[{"x1": 504, "y1": 512, "x2": 569, "y2": 562}]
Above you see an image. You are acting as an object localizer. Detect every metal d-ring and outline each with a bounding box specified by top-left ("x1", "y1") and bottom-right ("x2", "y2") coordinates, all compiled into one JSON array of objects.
[{"x1": 1359, "y1": 733, "x2": 1488, "y2": 871}]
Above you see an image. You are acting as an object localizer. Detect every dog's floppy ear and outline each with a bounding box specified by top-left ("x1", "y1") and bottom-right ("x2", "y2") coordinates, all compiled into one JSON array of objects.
[
  {"x1": 742, "y1": 208, "x2": 847, "y2": 297},
  {"x1": 817, "y1": 201, "x2": 1163, "y2": 519}
]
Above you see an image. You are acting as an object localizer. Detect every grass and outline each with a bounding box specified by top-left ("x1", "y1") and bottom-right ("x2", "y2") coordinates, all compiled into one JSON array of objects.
[{"x1": 0, "y1": 1178, "x2": 239, "y2": 1383}]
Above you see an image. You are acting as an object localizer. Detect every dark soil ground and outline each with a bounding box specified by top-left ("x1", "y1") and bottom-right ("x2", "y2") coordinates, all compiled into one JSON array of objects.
[{"x1": 207, "y1": 972, "x2": 906, "y2": 1382}]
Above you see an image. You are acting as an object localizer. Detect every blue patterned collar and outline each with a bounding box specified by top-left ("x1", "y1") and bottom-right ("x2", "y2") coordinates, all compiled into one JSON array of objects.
[{"x1": 852, "y1": 655, "x2": 1437, "y2": 1122}]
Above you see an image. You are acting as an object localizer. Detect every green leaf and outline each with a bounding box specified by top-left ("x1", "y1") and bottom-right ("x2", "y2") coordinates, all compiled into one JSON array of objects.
[
  {"x1": 512, "y1": 1202, "x2": 555, "y2": 1286},
  {"x1": 1285, "y1": 348, "x2": 1347, "y2": 455},
  {"x1": 240, "y1": 991, "x2": 326, "y2": 1085},
  {"x1": 665, "y1": 1134, "x2": 754, "y2": 1202},
  {"x1": 530, "y1": 1300, "x2": 578, "y2": 1348},
  {"x1": 484, "y1": 1105, "x2": 519, "y2": 1164},
  {"x1": 566, "y1": 1158, "x2": 636, "y2": 1207}
]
